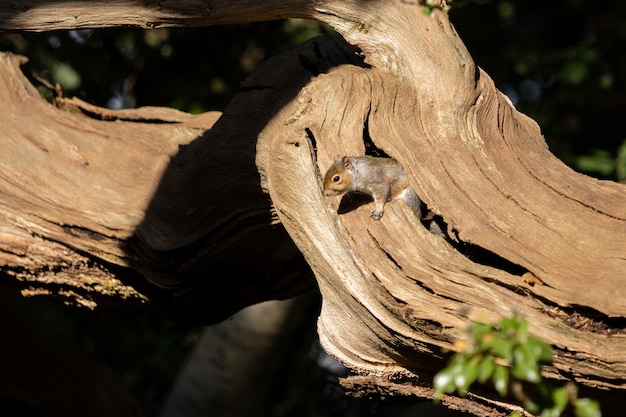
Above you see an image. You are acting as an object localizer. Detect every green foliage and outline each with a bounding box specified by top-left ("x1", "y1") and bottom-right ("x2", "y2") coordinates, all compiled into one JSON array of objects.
[
  {"x1": 0, "y1": 20, "x2": 334, "y2": 113},
  {"x1": 576, "y1": 149, "x2": 616, "y2": 177},
  {"x1": 450, "y1": 1, "x2": 626, "y2": 180},
  {"x1": 434, "y1": 315, "x2": 601, "y2": 417},
  {"x1": 617, "y1": 139, "x2": 626, "y2": 182},
  {"x1": 573, "y1": 138, "x2": 626, "y2": 180}
]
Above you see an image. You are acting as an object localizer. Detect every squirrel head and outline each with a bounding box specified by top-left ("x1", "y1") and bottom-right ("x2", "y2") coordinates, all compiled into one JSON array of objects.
[{"x1": 323, "y1": 155, "x2": 354, "y2": 196}]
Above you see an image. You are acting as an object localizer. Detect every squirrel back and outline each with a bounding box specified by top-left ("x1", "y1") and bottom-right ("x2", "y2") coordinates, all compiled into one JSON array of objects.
[{"x1": 323, "y1": 155, "x2": 421, "y2": 220}]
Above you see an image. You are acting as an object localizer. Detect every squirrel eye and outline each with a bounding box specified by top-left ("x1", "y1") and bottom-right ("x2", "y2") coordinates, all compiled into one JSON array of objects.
[{"x1": 332, "y1": 175, "x2": 340, "y2": 183}]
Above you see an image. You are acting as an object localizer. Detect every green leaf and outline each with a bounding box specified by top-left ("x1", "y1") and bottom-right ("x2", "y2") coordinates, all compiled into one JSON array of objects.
[
  {"x1": 616, "y1": 139, "x2": 626, "y2": 182},
  {"x1": 490, "y1": 337, "x2": 514, "y2": 361},
  {"x1": 450, "y1": 352, "x2": 470, "y2": 366},
  {"x1": 500, "y1": 316, "x2": 519, "y2": 333},
  {"x1": 470, "y1": 322, "x2": 494, "y2": 340},
  {"x1": 552, "y1": 387, "x2": 569, "y2": 412},
  {"x1": 51, "y1": 61, "x2": 82, "y2": 90},
  {"x1": 574, "y1": 398, "x2": 602, "y2": 417},
  {"x1": 533, "y1": 337, "x2": 554, "y2": 363},
  {"x1": 492, "y1": 364, "x2": 510, "y2": 397},
  {"x1": 477, "y1": 356, "x2": 495, "y2": 384},
  {"x1": 511, "y1": 360, "x2": 540, "y2": 383},
  {"x1": 455, "y1": 356, "x2": 480, "y2": 394},
  {"x1": 433, "y1": 367, "x2": 457, "y2": 395},
  {"x1": 514, "y1": 316, "x2": 529, "y2": 334},
  {"x1": 576, "y1": 150, "x2": 615, "y2": 176},
  {"x1": 540, "y1": 406, "x2": 562, "y2": 417},
  {"x1": 512, "y1": 343, "x2": 541, "y2": 383},
  {"x1": 560, "y1": 61, "x2": 589, "y2": 85},
  {"x1": 523, "y1": 396, "x2": 541, "y2": 414}
]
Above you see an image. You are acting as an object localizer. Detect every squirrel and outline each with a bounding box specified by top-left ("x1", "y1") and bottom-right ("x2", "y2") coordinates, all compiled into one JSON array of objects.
[{"x1": 323, "y1": 155, "x2": 422, "y2": 220}]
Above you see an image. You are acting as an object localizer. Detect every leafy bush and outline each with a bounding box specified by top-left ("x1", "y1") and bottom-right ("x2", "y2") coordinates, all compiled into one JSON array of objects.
[{"x1": 434, "y1": 315, "x2": 601, "y2": 417}]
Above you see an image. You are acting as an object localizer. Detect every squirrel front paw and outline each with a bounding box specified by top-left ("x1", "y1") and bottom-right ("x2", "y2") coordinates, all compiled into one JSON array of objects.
[{"x1": 370, "y1": 209, "x2": 383, "y2": 220}]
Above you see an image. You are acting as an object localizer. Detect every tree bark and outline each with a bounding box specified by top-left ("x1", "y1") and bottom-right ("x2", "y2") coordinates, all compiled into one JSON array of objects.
[
  {"x1": 1, "y1": 1, "x2": 625, "y2": 416},
  {"x1": 0, "y1": 49, "x2": 317, "y2": 321}
]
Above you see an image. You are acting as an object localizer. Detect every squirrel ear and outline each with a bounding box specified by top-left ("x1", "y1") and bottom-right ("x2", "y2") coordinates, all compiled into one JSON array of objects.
[
  {"x1": 342, "y1": 156, "x2": 352, "y2": 169},
  {"x1": 334, "y1": 154, "x2": 342, "y2": 163}
]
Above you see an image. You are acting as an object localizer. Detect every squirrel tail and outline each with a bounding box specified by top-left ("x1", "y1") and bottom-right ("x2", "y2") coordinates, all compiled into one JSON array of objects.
[{"x1": 401, "y1": 188, "x2": 423, "y2": 220}]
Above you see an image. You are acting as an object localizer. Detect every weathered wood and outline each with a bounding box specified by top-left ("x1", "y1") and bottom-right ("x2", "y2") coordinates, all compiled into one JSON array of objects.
[
  {"x1": 0, "y1": 53, "x2": 185, "y2": 310},
  {"x1": 262, "y1": 59, "x2": 626, "y2": 389},
  {"x1": 259, "y1": 1, "x2": 626, "y2": 413},
  {"x1": 0, "y1": 0, "x2": 625, "y2": 415},
  {"x1": 0, "y1": 49, "x2": 317, "y2": 320},
  {"x1": 0, "y1": 0, "x2": 312, "y2": 31}
]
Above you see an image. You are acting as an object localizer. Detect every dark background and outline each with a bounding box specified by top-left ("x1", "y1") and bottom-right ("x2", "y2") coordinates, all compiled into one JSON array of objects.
[{"x1": 1, "y1": 0, "x2": 624, "y2": 415}]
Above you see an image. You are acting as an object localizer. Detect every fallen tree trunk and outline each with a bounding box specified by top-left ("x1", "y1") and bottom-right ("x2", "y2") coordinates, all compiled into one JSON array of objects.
[
  {"x1": 0, "y1": 1, "x2": 624, "y2": 416},
  {"x1": 0, "y1": 49, "x2": 317, "y2": 321}
]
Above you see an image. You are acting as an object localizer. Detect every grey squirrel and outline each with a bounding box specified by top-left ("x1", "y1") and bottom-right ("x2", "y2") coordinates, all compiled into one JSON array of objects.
[{"x1": 323, "y1": 155, "x2": 422, "y2": 220}]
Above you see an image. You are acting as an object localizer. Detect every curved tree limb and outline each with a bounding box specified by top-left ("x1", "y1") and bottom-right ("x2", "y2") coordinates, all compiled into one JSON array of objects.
[
  {"x1": 0, "y1": 1, "x2": 625, "y2": 416},
  {"x1": 0, "y1": 32, "x2": 367, "y2": 319},
  {"x1": 262, "y1": 58, "x2": 626, "y2": 385},
  {"x1": 0, "y1": 0, "x2": 312, "y2": 31}
]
